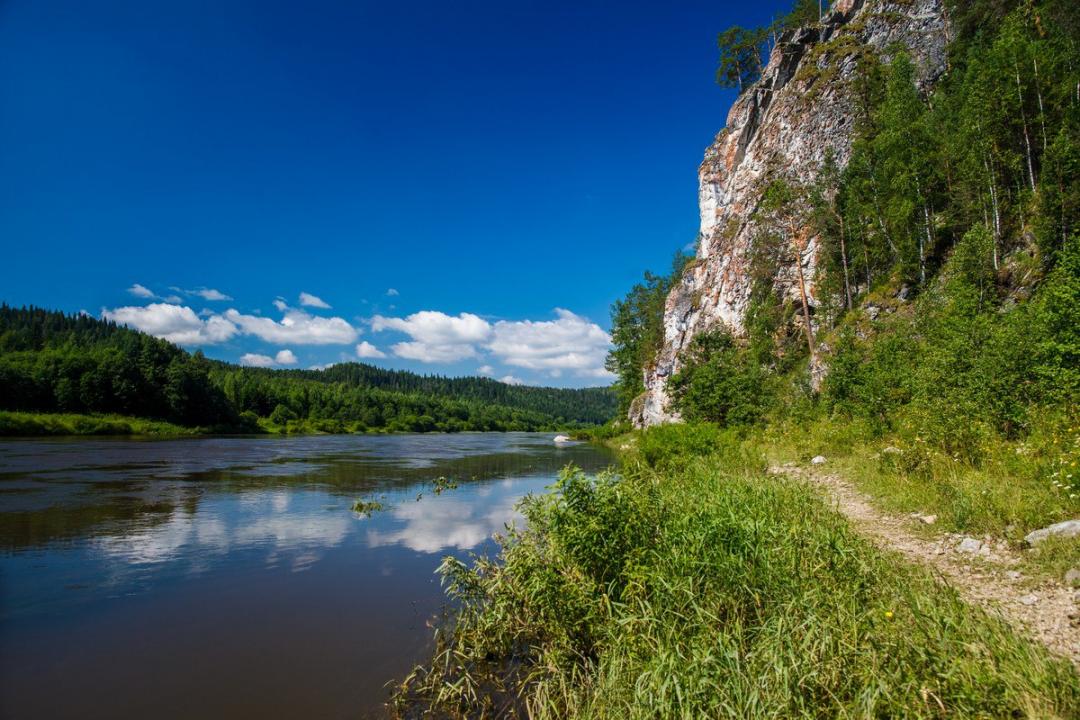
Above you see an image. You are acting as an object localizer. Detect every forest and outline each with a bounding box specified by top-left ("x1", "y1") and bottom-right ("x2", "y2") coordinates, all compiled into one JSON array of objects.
[
  {"x1": 0, "y1": 305, "x2": 616, "y2": 434},
  {"x1": 609, "y1": 0, "x2": 1079, "y2": 453}
]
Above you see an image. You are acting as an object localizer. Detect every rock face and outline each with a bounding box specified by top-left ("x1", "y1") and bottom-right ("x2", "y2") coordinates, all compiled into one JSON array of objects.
[{"x1": 635, "y1": 0, "x2": 950, "y2": 427}]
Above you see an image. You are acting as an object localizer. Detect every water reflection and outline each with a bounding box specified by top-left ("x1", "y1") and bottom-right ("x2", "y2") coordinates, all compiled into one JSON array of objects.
[
  {"x1": 0, "y1": 433, "x2": 612, "y2": 720},
  {"x1": 368, "y1": 487, "x2": 525, "y2": 553}
]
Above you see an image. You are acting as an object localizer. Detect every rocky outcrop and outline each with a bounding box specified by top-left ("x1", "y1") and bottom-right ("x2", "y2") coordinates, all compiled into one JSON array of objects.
[{"x1": 635, "y1": 0, "x2": 950, "y2": 426}]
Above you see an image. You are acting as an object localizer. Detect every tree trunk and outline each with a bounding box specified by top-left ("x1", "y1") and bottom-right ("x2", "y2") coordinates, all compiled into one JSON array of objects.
[
  {"x1": 837, "y1": 212, "x2": 852, "y2": 310},
  {"x1": 984, "y1": 153, "x2": 1001, "y2": 270},
  {"x1": 1014, "y1": 56, "x2": 1037, "y2": 191},
  {"x1": 916, "y1": 177, "x2": 931, "y2": 286},
  {"x1": 790, "y1": 225, "x2": 817, "y2": 362},
  {"x1": 1033, "y1": 55, "x2": 1048, "y2": 153}
]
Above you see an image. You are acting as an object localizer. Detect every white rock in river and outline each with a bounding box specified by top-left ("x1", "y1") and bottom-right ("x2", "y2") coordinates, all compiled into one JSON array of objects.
[{"x1": 553, "y1": 435, "x2": 572, "y2": 444}]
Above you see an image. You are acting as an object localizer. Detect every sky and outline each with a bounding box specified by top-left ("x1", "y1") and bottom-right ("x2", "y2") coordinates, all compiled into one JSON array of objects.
[{"x1": 0, "y1": 0, "x2": 788, "y2": 387}]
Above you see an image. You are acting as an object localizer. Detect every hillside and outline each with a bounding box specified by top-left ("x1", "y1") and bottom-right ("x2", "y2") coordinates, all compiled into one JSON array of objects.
[{"x1": 0, "y1": 305, "x2": 616, "y2": 434}]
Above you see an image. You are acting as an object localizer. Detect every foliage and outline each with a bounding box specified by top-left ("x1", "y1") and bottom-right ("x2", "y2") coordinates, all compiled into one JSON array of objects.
[
  {"x1": 398, "y1": 457, "x2": 1079, "y2": 718},
  {"x1": 0, "y1": 305, "x2": 618, "y2": 435},
  {"x1": 667, "y1": 332, "x2": 772, "y2": 427},
  {"x1": 0, "y1": 410, "x2": 200, "y2": 437},
  {"x1": 716, "y1": 1, "x2": 830, "y2": 94},
  {"x1": 605, "y1": 251, "x2": 691, "y2": 414}
]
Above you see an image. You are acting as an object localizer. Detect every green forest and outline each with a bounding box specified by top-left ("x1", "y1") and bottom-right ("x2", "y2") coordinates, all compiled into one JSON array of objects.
[
  {"x1": 609, "y1": 0, "x2": 1079, "y2": 451},
  {"x1": 0, "y1": 305, "x2": 615, "y2": 435}
]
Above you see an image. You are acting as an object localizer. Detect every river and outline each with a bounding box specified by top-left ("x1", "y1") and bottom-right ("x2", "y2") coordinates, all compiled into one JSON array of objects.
[{"x1": 0, "y1": 432, "x2": 613, "y2": 719}]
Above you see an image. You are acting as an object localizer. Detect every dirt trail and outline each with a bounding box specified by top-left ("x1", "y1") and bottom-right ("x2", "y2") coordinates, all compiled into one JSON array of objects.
[{"x1": 771, "y1": 462, "x2": 1080, "y2": 668}]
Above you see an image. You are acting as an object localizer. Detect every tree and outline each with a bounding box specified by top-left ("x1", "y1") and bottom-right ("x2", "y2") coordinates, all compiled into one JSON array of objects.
[
  {"x1": 757, "y1": 177, "x2": 818, "y2": 363},
  {"x1": 716, "y1": 26, "x2": 766, "y2": 93}
]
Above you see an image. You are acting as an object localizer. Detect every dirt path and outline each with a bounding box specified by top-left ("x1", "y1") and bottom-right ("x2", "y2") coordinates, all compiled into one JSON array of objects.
[{"x1": 771, "y1": 462, "x2": 1080, "y2": 668}]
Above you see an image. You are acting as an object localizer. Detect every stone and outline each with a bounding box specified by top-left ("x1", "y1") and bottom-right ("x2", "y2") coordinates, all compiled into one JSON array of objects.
[
  {"x1": 1024, "y1": 519, "x2": 1080, "y2": 546},
  {"x1": 811, "y1": 455, "x2": 827, "y2": 465},
  {"x1": 1006, "y1": 571, "x2": 1022, "y2": 580},
  {"x1": 1019, "y1": 593, "x2": 1039, "y2": 606},
  {"x1": 957, "y1": 537, "x2": 983, "y2": 554},
  {"x1": 919, "y1": 514, "x2": 937, "y2": 525},
  {"x1": 1074, "y1": 589, "x2": 1080, "y2": 604},
  {"x1": 1065, "y1": 568, "x2": 1080, "y2": 586},
  {"x1": 882, "y1": 446, "x2": 902, "y2": 455}
]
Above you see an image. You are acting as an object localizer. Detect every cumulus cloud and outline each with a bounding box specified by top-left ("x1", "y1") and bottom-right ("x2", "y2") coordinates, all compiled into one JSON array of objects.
[
  {"x1": 275, "y1": 349, "x2": 298, "y2": 365},
  {"x1": 368, "y1": 308, "x2": 613, "y2": 379},
  {"x1": 371, "y1": 311, "x2": 491, "y2": 363},
  {"x1": 224, "y1": 307, "x2": 358, "y2": 345},
  {"x1": 239, "y1": 349, "x2": 298, "y2": 367},
  {"x1": 127, "y1": 283, "x2": 155, "y2": 299},
  {"x1": 298, "y1": 292, "x2": 331, "y2": 309},
  {"x1": 355, "y1": 341, "x2": 387, "y2": 359},
  {"x1": 488, "y1": 309, "x2": 612, "y2": 378},
  {"x1": 192, "y1": 288, "x2": 231, "y2": 301},
  {"x1": 499, "y1": 375, "x2": 526, "y2": 385},
  {"x1": 103, "y1": 303, "x2": 238, "y2": 345},
  {"x1": 386, "y1": 288, "x2": 399, "y2": 296},
  {"x1": 239, "y1": 353, "x2": 276, "y2": 368}
]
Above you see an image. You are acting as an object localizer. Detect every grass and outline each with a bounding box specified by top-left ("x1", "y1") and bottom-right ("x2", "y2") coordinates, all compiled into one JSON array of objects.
[
  {"x1": 759, "y1": 414, "x2": 1080, "y2": 580},
  {"x1": 0, "y1": 410, "x2": 204, "y2": 437},
  {"x1": 396, "y1": 425, "x2": 1080, "y2": 718}
]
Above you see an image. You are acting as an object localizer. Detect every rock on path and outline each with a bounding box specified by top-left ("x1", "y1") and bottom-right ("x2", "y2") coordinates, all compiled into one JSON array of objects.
[{"x1": 771, "y1": 462, "x2": 1080, "y2": 668}]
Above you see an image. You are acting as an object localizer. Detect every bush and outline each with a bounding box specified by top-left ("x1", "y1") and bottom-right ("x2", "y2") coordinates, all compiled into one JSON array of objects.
[{"x1": 668, "y1": 330, "x2": 772, "y2": 427}]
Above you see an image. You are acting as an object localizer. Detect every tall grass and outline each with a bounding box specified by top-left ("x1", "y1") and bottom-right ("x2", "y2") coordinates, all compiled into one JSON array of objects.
[
  {"x1": 397, "y1": 425, "x2": 1079, "y2": 718},
  {"x1": 0, "y1": 410, "x2": 201, "y2": 437}
]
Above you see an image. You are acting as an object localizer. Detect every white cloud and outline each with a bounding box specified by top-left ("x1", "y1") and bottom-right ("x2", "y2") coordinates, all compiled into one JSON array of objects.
[
  {"x1": 273, "y1": 298, "x2": 289, "y2": 312},
  {"x1": 477, "y1": 365, "x2": 495, "y2": 376},
  {"x1": 224, "y1": 307, "x2": 358, "y2": 345},
  {"x1": 488, "y1": 309, "x2": 613, "y2": 378},
  {"x1": 128, "y1": 283, "x2": 155, "y2": 299},
  {"x1": 240, "y1": 350, "x2": 298, "y2": 367},
  {"x1": 239, "y1": 353, "x2": 276, "y2": 368},
  {"x1": 275, "y1": 349, "x2": 298, "y2": 365},
  {"x1": 386, "y1": 288, "x2": 399, "y2": 296},
  {"x1": 499, "y1": 375, "x2": 526, "y2": 385},
  {"x1": 103, "y1": 303, "x2": 238, "y2": 345},
  {"x1": 355, "y1": 341, "x2": 387, "y2": 359},
  {"x1": 298, "y1": 292, "x2": 331, "y2": 309},
  {"x1": 371, "y1": 311, "x2": 491, "y2": 363},
  {"x1": 193, "y1": 288, "x2": 231, "y2": 301}
]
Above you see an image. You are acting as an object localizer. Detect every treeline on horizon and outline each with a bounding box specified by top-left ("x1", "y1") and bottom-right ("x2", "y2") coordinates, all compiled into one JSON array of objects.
[
  {"x1": 0, "y1": 305, "x2": 616, "y2": 434},
  {"x1": 608, "y1": 0, "x2": 1079, "y2": 458}
]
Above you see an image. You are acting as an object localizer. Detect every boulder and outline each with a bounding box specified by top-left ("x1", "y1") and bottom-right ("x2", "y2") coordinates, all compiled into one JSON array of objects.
[
  {"x1": 811, "y1": 455, "x2": 827, "y2": 465},
  {"x1": 1024, "y1": 519, "x2": 1080, "y2": 546}
]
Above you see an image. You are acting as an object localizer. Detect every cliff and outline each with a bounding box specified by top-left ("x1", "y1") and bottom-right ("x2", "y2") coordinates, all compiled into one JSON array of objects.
[{"x1": 632, "y1": 0, "x2": 950, "y2": 427}]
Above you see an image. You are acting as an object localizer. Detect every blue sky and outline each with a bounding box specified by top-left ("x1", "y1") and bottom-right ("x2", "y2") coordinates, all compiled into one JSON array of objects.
[{"x1": 0, "y1": 0, "x2": 787, "y2": 387}]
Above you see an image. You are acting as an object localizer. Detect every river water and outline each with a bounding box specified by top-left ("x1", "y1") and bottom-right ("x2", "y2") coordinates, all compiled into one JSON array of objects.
[{"x1": 0, "y1": 433, "x2": 613, "y2": 719}]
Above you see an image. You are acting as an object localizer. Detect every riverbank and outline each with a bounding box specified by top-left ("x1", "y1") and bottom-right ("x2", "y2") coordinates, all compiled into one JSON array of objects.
[
  {"x1": 396, "y1": 423, "x2": 1080, "y2": 717},
  {"x1": 0, "y1": 410, "x2": 591, "y2": 439},
  {"x1": 0, "y1": 410, "x2": 210, "y2": 437}
]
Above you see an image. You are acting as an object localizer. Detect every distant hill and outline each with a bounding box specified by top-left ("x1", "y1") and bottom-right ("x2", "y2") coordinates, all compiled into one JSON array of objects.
[{"x1": 0, "y1": 305, "x2": 617, "y2": 434}]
